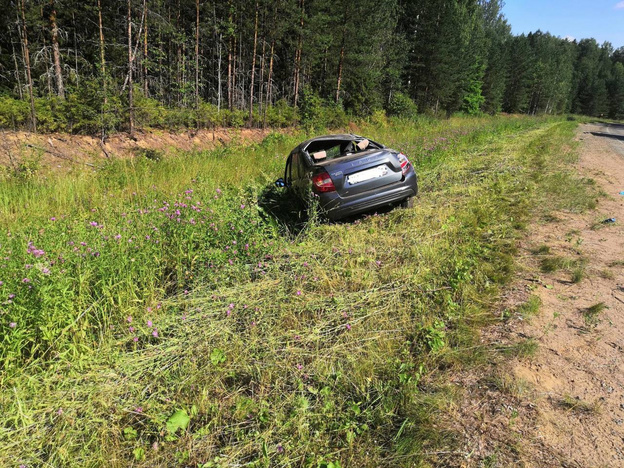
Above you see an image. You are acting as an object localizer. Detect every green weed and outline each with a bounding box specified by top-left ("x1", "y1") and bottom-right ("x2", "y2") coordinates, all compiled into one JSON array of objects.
[
  {"x1": 582, "y1": 302, "x2": 607, "y2": 326},
  {"x1": 517, "y1": 295, "x2": 541, "y2": 318},
  {"x1": 559, "y1": 394, "x2": 601, "y2": 414}
]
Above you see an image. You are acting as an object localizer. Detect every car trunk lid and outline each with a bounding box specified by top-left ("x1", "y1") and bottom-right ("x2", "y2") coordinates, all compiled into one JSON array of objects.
[{"x1": 315, "y1": 149, "x2": 403, "y2": 197}]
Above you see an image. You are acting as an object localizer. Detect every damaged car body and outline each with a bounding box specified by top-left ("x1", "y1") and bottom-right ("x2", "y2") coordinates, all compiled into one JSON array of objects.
[{"x1": 275, "y1": 134, "x2": 418, "y2": 220}]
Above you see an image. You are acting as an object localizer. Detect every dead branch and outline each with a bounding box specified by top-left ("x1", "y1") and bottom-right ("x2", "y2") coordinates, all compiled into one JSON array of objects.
[{"x1": 24, "y1": 143, "x2": 99, "y2": 168}]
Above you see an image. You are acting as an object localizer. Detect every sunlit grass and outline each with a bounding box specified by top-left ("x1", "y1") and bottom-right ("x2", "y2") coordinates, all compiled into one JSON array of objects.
[{"x1": 0, "y1": 115, "x2": 598, "y2": 467}]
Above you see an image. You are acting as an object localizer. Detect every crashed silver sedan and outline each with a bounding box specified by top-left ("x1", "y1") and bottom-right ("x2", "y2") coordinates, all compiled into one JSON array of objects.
[{"x1": 276, "y1": 134, "x2": 418, "y2": 220}]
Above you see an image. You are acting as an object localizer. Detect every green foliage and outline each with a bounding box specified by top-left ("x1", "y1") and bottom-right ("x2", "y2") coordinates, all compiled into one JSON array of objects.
[
  {"x1": 298, "y1": 87, "x2": 349, "y2": 131},
  {"x1": 386, "y1": 92, "x2": 418, "y2": 119},
  {"x1": 0, "y1": 95, "x2": 30, "y2": 129},
  {"x1": 210, "y1": 348, "x2": 227, "y2": 366},
  {"x1": 462, "y1": 67, "x2": 486, "y2": 115},
  {"x1": 166, "y1": 409, "x2": 191, "y2": 435},
  {"x1": 583, "y1": 302, "x2": 607, "y2": 326},
  {"x1": 299, "y1": 86, "x2": 325, "y2": 130},
  {"x1": 265, "y1": 99, "x2": 297, "y2": 128}
]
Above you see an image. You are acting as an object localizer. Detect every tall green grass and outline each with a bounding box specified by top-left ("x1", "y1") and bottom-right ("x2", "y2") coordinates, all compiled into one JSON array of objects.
[{"x1": 0, "y1": 115, "x2": 597, "y2": 467}]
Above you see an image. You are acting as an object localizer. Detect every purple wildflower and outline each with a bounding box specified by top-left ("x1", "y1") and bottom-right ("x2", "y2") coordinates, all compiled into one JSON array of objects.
[
  {"x1": 22, "y1": 278, "x2": 30, "y2": 283},
  {"x1": 9, "y1": 322, "x2": 16, "y2": 328},
  {"x1": 133, "y1": 337, "x2": 139, "y2": 342},
  {"x1": 152, "y1": 330, "x2": 158, "y2": 337},
  {"x1": 345, "y1": 323, "x2": 352, "y2": 331},
  {"x1": 147, "y1": 320, "x2": 153, "y2": 327}
]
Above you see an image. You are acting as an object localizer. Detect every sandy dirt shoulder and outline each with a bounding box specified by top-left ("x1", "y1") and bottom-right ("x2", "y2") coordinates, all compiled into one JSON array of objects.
[{"x1": 447, "y1": 122, "x2": 624, "y2": 467}]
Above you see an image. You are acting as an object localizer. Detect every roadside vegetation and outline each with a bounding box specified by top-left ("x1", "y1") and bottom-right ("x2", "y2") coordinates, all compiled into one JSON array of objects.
[
  {"x1": 0, "y1": 115, "x2": 598, "y2": 467},
  {"x1": 1, "y1": 0, "x2": 623, "y2": 136}
]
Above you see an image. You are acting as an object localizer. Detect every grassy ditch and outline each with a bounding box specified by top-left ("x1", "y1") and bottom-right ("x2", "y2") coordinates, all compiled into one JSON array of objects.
[{"x1": 0, "y1": 115, "x2": 596, "y2": 467}]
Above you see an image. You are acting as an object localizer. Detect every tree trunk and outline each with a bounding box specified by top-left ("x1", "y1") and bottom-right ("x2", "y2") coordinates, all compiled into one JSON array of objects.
[
  {"x1": 176, "y1": 0, "x2": 181, "y2": 105},
  {"x1": 128, "y1": 0, "x2": 134, "y2": 135},
  {"x1": 258, "y1": 32, "x2": 266, "y2": 120},
  {"x1": 49, "y1": 0, "x2": 65, "y2": 99},
  {"x1": 227, "y1": 2, "x2": 233, "y2": 110},
  {"x1": 97, "y1": 0, "x2": 107, "y2": 105},
  {"x1": 72, "y1": 12, "x2": 79, "y2": 88},
  {"x1": 217, "y1": 33, "x2": 222, "y2": 112},
  {"x1": 293, "y1": 0, "x2": 304, "y2": 107},
  {"x1": 336, "y1": 17, "x2": 346, "y2": 103},
  {"x1": 19, "y1": 0, "x2": 36, "y2": 132},
  {"x1": 10, "y1": 27, "x2": 23, "y2": 100},
  {"x1": 142, "y1": 0, "x2": 148, "y2": 97},
  {"x1": 264, "y1": 38, "x2": 275, "y2": 127},
  {"x1": 248, "y1": 2, "x2": 259, "y2": 126},
  {"x1": 232, "y1": 33, "x2": 238, "y2": 109},
  {"x1": 195, "y1": 0, "x2": 200, "y2": 109},
  {"x1": 336, "y1": 43, "x2": 344, "y2": 103}
]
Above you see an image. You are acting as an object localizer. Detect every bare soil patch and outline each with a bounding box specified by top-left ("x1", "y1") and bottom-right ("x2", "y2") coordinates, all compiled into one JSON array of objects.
[
  {"x1": 0, "y1": 127, "x2": 278, "y2": 171},
  {"x1": 444, "y1": 123, "x2": 624, "y2": 467}
]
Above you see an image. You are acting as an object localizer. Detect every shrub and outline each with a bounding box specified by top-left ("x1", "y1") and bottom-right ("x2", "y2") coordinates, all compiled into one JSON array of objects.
[
  {"x1": 386, "y1": 92, "x2": 418, "y2": 119},
  {"x1": 195, "y1": 101, "x2": 222, "y2": 128},
  {"x1": 134, "y1": 92, "x2": 167, "y2": 128},
  {"x1": 265, "y1": 99, "x2": 296, "y2": 127},
  {"x1": 0, "y1": 95, "x2": 30, "y2": 130},
  {"x1": 223, "y1": 108, "x2": 246, "y2": 128},
  {"x1": 299, "y1": 86, "x2": 324, "y2": 130}
]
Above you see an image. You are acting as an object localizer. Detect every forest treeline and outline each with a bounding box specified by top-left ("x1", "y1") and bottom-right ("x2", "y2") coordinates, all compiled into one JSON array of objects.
[{"x1": 1, "y1": 0, "x2": 623, "y2": 134}]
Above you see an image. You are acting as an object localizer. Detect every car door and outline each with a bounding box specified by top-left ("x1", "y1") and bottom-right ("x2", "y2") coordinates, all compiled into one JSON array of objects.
[{"x1": 290, "y1": 151, "x2": 305, "y2": 198}]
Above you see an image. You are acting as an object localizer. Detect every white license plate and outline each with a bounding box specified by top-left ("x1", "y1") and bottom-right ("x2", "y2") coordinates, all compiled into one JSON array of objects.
[{"x1": 347, "y1": 165, "x2": 389, "y2": 185}]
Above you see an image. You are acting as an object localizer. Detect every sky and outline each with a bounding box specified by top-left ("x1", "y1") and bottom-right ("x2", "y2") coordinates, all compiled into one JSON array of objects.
[{"x1": 502, "y1": 0, "x2": 624, "y2": 49}]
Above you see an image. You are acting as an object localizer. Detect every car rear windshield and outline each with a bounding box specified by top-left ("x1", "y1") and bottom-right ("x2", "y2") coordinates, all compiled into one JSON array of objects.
[{"x1": 305, "y1": 139, "x2": 381, "y2": 163}]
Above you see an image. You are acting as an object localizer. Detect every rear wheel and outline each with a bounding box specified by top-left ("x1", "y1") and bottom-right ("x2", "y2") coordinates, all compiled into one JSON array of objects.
[{"x1": 400, "y1": 197, "x2": 414, "y2": 209}]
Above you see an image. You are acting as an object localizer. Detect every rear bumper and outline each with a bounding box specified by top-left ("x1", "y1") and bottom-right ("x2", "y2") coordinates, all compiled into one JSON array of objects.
[{"x1": 320, "y1": 171, "x2": 418, "y2": 220}]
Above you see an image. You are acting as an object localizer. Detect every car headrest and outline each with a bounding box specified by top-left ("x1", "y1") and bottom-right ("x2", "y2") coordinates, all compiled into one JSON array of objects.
[
  {"x1": 356, "y1": 139, "x2": 369, "y2": 150},
  {"x1": 312, "y1": 150, "x2": 327, "y2": 161}
]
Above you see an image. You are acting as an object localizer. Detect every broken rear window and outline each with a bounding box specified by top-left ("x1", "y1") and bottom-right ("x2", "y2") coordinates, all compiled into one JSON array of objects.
[{"x1": 305, "y1": 138, "x2": 381, "y2": 163}]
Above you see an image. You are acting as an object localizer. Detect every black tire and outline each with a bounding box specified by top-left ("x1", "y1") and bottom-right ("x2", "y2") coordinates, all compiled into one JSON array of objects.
[{"x1": 400, "y1": 197, "x2": 414, "y2": 209}]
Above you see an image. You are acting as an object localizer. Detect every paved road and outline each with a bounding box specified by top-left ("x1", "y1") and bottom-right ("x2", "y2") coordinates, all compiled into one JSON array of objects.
[{"x1": 592, "y1": 122, "x2": 624, "y2": 157}]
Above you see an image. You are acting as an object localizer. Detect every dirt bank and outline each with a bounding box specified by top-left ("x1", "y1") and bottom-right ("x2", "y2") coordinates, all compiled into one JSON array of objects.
[{"x1": 0, "y1": 127, "x2": 279, "y2": 171}]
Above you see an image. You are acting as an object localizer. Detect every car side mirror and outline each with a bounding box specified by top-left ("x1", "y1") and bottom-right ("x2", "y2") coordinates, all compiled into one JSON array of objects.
[{"x1": 275, "y1": 178, "x2": 286, "y2": 188}]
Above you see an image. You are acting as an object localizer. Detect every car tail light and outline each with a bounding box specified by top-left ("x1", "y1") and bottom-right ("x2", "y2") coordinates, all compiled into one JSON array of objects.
[
  {"x1": 312, "y1": 170, "x2": 336, "y2": 193},
  {"x1": 398, "y1": 153, "x2": 412, "y2": 176}
]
